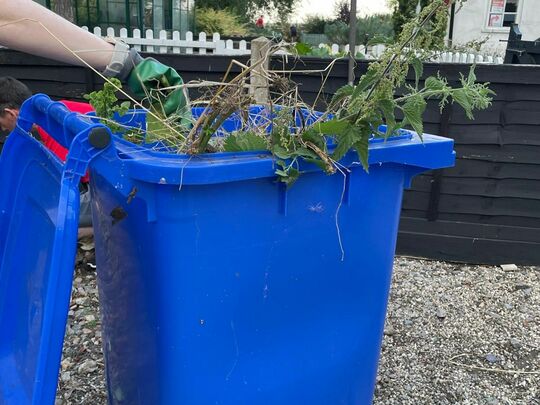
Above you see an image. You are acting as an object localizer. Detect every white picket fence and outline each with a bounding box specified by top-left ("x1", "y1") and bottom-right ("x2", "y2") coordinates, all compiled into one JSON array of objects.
[
  {"x1": 321, "y1": 43, "x2": 504, "y2": 64},
  {"x1": 84, "y1": 26, "x2": 504, "y2": 64},
  {"x1": 82, "y1": 26, "x2": 250, "y2": 55}
]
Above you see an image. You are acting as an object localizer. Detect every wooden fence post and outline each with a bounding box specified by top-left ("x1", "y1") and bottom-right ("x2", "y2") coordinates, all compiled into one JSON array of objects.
[{"x1": 250, "y1": 37, "x2": 271, "y2": 104}]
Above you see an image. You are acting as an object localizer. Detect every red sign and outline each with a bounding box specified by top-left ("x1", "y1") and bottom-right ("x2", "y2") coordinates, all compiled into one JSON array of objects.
[{"x1": 490, "y1": 0, "x2": 505, "y2": 13}]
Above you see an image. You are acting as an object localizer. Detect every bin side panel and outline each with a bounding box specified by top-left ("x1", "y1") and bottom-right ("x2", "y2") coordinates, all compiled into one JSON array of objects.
[
  {"x1": 0, "y1": 134, "x2": 80, "y2": 405},
  {"x1": 92, "y1": 162, "x2": 407, "y2": 405}
]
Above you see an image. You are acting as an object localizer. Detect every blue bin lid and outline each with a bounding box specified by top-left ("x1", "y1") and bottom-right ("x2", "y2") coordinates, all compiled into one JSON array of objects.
[
  {"x1": 0, "y1": 95, "x2": 111, "y2": 405},
  {"x1": 104, "y1": 106, "x2": 454, "y2": 187}
]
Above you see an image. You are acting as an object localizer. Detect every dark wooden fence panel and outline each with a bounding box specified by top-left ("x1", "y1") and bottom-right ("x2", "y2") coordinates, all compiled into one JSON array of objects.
[{"x1": 2, "y1": 50, "x2": 540, "y2": 264}]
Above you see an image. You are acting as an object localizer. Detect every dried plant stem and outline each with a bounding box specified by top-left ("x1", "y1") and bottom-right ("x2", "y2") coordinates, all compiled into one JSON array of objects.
[{"x1": 449, "y1": 354, "x2": 540, "y2": 375}]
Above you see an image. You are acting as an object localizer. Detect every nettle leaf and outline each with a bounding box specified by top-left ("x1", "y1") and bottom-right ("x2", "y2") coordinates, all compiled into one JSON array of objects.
[
  {"x1": 411, "y1": 56, "x2": 423, "y2": 88},
  {"x1": 330, "y1": 84, "x2": 354, "y2": 107},
  {"x1": 295, "y1": 146, "x2": 320, "y2": 160},
  {"x1": 223, "y1": 131, "x2": 268, "y2": 152},
  {"x1": 401, "y1": 93, "x2": 427, "y2": 137},
  {"x1": 452, "y1": 88, "x2": 474, "y2": 119},
  {"x1": 301, "y1": 129, "x2": 327, "y2": 151},
  {"x1": 275, "y1": 160, "x2": 300, "y2": 187},
  {"x1": 354, "y1": 133, "x2": 370, "y2": 172},
  {"x1": 425, "y1": 76, "x2": 447, "y2": 92},
  {"x1": 312, "y1": 118, "x2": 349, "y2": 135},
  {"x1": 353, "y1": 68, "x2": 379, "y2": 97},
  {"x1": 331, "y1": 123, "x2": 361, "y2": 161},
  {"x1": 467, "y1": 65, "x2": 477, "y2": 85},
  {"x1": 377, "y1": 99, "x2": 397, "y2": 136},
  {"x1": 272, "y1": 145, "x2": 293, "y2": 159}
]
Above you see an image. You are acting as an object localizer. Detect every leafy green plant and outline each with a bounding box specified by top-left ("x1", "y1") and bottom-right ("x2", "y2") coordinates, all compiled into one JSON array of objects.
[
  {"x1": 253, "y1": 0, "x2": 490, "y2": 184},
  {"x1": 390, "y1": 0, "x2": 454, "y2": 48},
  {"x1": 84, "y1": 78, "x2": 130, "y2": 133},
  {"x1": 88, "y1": 0, "x2": 492, "y2": 188},
  {"x1": 223, "y1": 131, "x2": 268, "y2": 151},
  {"x1": 293, "y1": 42, "x2": 347, "y2": 58}
]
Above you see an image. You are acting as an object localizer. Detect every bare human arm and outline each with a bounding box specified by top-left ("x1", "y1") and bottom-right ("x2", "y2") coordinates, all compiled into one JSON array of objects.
[{"x1": 0, "y1": 0, "x2": 114, "y2": 70}]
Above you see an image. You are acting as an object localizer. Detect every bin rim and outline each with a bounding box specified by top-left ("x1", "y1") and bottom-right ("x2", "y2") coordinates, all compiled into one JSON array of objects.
[{"x1": 102, "y1": 128, "x2": 455, "y2": 187}]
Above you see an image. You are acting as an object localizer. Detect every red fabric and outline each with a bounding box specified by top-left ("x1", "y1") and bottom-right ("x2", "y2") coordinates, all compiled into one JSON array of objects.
[{"x1": 37, "y1": 100, "x2": 94, "y2": 183}]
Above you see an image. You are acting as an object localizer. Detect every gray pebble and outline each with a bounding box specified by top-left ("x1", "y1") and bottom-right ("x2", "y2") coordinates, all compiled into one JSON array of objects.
[{"x1": 486, "y1": 354, "x2": 501, "y2": 363}]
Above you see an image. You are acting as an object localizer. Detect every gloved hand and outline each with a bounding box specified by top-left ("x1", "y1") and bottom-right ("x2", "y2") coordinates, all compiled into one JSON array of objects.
[
  {"x1": 126, "y1": 58, "x2": 191, "y2": 126},
  {"x1": 102, "y1": 41, "x2": 191, "y2": 125}
]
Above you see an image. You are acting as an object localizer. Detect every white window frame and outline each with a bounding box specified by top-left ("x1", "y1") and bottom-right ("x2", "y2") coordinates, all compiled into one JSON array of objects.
[{"x1": 482, "y1": 0, "x2": 523, "y2": 33}]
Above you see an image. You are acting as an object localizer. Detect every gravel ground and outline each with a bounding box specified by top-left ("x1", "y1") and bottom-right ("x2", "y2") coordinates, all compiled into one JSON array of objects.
[{"x1": 56, "y1": 243, "x2": 540, "y2": 404}]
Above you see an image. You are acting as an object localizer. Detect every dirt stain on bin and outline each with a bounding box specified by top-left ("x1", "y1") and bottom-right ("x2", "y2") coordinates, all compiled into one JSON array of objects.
[{"x1": 110, "y1": 206, "x2": 128, "y2": 225}]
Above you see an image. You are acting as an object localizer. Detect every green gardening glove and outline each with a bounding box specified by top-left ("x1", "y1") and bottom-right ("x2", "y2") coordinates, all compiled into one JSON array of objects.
[{"x1": 127, "y1": 58, "x2": 192, "y2": 127}]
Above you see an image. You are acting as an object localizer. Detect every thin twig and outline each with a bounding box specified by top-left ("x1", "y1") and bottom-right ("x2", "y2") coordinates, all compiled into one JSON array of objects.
[{"x1": 449, "y1": 354, "x2": 540, "y2": 375}]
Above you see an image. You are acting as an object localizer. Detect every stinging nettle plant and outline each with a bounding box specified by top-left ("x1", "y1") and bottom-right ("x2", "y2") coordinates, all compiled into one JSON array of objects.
[{"x1": 86, "y1": 0, "x2": 492, "y2": 186}]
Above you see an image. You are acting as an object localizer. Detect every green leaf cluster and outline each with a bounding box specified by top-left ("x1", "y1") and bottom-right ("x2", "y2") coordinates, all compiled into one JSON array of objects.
[
  {"x1": 84, "y1": 78, "x2": 130, "y2": 134},
  {"x1": 223, "y1": 131, "x2": 268, "y2": 152}
]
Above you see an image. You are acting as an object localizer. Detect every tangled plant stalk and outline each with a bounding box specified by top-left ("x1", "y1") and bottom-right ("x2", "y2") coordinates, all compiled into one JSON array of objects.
[{"x1": 86, "y1": 0, "x2": 493, "y2": 186}]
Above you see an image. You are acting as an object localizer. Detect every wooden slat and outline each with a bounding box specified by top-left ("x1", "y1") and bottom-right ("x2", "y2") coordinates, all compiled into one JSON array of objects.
[
  {"x1": 402, "y1": 209, "x2": 540, "y2": 229},
  {"x1": 442, "y1": 159, "x2": 540, "y2": 180},
  {"x1": 410, "y1": 175, "x2": 540, "y2": 200},
  {"x1": 400, "y1": 216, "x2": 540, "y2": 243},
  {"x1": 403, "y1": 191, "x2": 540, "y2": 219},
  {"x1": 455, "y1": 144, "x2": 540, "y2": 165},
  {"x1": 397, "y1": 230, "x2": 540, "y2": 265},
  {"x1": 0, "y1": 65, "x2": 87, "y2": 83},
  {"x1": 439, "y1": 124, "x2": 540, "y2": 146}
]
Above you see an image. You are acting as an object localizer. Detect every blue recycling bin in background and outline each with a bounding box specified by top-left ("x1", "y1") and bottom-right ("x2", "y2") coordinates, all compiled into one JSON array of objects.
[{"x1": 0, "y1": 94, "x2": 455, "y2": 405}]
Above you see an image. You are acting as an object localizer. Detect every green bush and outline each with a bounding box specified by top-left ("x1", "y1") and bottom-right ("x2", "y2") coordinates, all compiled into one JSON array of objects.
[
  {"x1": 324, "y1": 14, "x2": 394, "y2": 45},
  {"x1": 195, "y1": 8, "x2": 248, "y2": 36},
  {"x1": 301, "y1": 15, "x2": 330, "y2": 34},
  {"x1": 324, "y1": 21, "x2": 348, "y2": 45},
  {"x1": 358, "y1": 14, "x2": 394, "y2": 44}
]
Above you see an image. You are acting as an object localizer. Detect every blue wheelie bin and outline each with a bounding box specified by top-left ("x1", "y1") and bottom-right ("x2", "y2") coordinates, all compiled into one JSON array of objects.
[
  {"x1": 0, "y1": 94, "x2": 455, "y2": 405},
  {"x1": 0, "y1": 95, "x2": 113, "y2": 405}
]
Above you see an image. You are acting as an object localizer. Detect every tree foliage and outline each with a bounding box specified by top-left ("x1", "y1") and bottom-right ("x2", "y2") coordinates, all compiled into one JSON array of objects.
[
  {"x1": 334, "y1": 0, "x2": 351, "y2": 24},
  {"x1": 196, "y1": 0, "x2": 297, "y2": 19},
  {"x1": 196, "y1": 8, "x2": 248, "y2": 36},
  {"x1": 324, "y1": 14, "x2": 394, "y2": 45}
]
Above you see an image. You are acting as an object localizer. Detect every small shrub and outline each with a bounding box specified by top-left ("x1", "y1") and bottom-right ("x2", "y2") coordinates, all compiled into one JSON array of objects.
[
  {"x1": 301, "y1": 15, "x2": 330, "y2": 34},
  {"x1": 196, "y1": 8, "x2": 248, "y2": 36}
]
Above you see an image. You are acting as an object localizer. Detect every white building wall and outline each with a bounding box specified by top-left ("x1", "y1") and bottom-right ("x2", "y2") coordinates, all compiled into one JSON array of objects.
[{"x1": 451, "y1": 0, "x2": 540, "y2": 55}]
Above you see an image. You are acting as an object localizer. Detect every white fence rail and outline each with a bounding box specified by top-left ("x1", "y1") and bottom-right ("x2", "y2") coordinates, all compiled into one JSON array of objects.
[
  {"x1": 82, "y1": 26, "x2": 250, "y2": 55},
  {"x1": 84, "y1": 26, "x2": 504, "y2": 64},
  {"x1": 323, "y1": 43, "x2": 504, "y2": 64}
]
